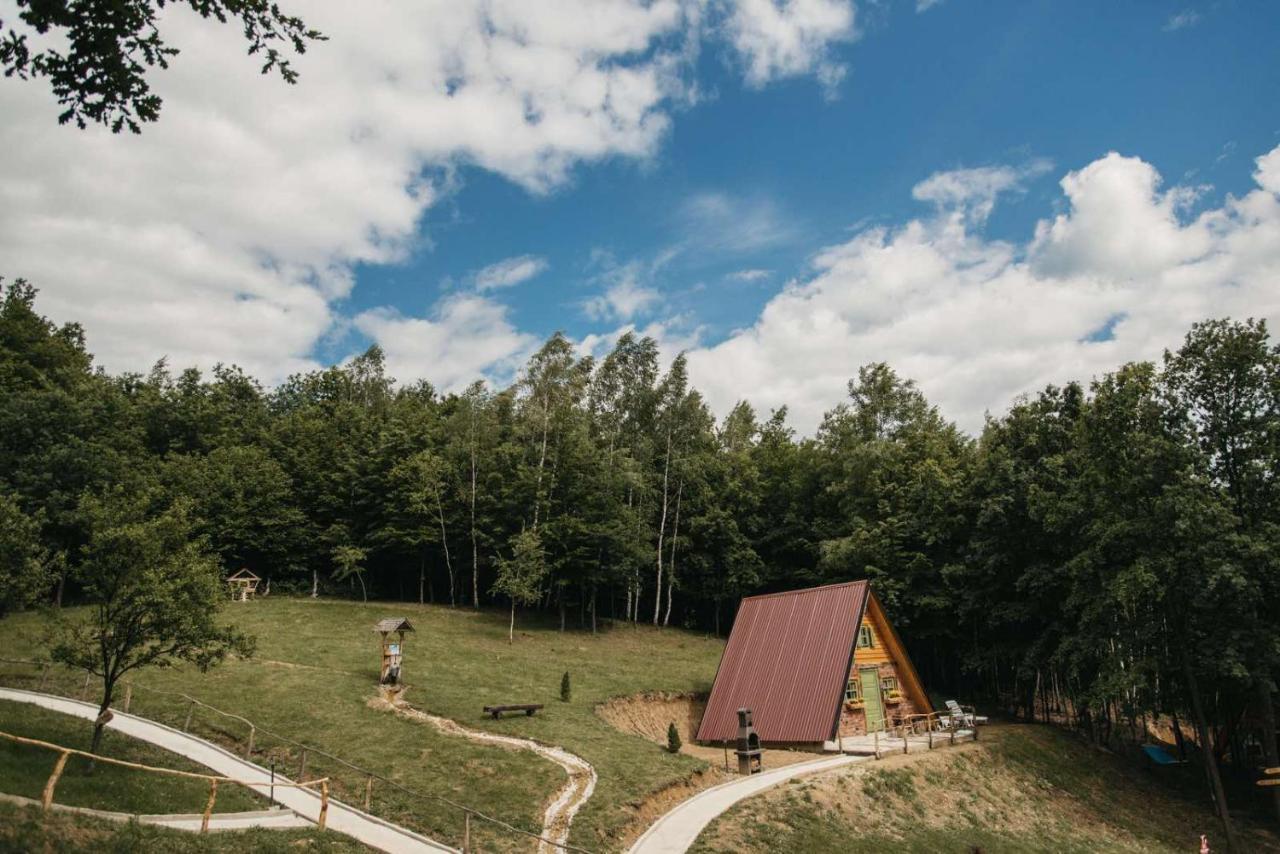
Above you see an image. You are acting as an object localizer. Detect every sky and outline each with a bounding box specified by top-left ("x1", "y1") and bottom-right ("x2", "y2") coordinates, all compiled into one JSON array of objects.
[{"x1": 2, "y1": 0, "x2": 1279, "y2": 434}]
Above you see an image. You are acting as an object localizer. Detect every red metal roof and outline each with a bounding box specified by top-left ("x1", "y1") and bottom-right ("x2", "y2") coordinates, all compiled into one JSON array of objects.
[{"x1": 696, "y1": 581, "x2": 868, "y2": 743}]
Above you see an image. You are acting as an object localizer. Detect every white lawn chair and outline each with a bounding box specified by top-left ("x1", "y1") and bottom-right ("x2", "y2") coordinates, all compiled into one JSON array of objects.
[{"x1": 944, "y1": 699, "x2": 988, "y2": 728}]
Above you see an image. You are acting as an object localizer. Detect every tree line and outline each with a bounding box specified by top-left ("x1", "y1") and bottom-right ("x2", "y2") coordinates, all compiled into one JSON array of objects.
[{"x1": 2, "y1": 277, "x2": 1278, "y2": 844}]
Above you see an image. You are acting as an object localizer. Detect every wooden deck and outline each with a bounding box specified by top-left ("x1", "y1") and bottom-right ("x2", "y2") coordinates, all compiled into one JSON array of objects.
[{"x1": 823, "y1": 727, "x2": 976, "y2": 757}]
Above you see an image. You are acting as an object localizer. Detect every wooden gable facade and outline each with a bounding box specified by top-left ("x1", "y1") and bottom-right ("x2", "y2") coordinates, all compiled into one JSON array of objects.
[{"x1": 839, "y1": 590, "x2": 932, "y2": 737}]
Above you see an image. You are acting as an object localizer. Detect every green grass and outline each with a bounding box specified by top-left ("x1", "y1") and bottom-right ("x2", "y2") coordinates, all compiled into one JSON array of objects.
[
  {"x1": 0, "y1": 597, "x2": 725, "y2": 851},
  {"x1": 690, "y1": 725, "x2": 1280, "y2": 854},
  {"x1": 0, "y1": 699, "x2": 263, "y2": 815},
  {"x1": 0, "y1": 800, "x2": 370, "y2": 853}
]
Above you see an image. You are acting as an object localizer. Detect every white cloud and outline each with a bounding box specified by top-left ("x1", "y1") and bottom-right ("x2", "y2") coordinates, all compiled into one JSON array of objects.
[
  {"x1": 1163, "y1": 10, "x2": 1201, "y2": 31},
  {"x1": 916, "y1": 0, "x2": 944, "y2": 11},
  {"x1": 473, "y1": 255, "x2": 548, "y2": 291},
  {"x1": 678, "y1": 191, "x2": 799, "y2": 253},
  {"x1": 354, "y1": 294, "x2": 536, "y2": 391},
  {"x1": 722, "y1": 0, "x2": 857, "y2": 97},
  {"x1": 912, "y1": 159, "x2": 1052, "y2": 224},
  {"x1": 727, "y1": 268, "x2": 773, "y2": 282},
  {"x1": 583, "y1": 275, "x2": 663, "y2": 322},
  {"x1": 686, "y1": 145, "x2": 1280, "y2": 434},
  {"x1": 1, "y1": 0, "x2": 854, "y2": 385}
]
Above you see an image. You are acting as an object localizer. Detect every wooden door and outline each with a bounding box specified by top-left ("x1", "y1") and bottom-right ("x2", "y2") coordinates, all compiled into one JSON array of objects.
[{"x1": 860, "y1": 667, "x2": 884, "y2": 732}]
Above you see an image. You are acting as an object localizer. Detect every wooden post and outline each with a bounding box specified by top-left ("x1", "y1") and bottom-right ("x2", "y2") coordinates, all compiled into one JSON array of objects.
[
  {"x1": 364, "y1": 774, "x2": 373, "y2": 811},
  {"x1": 122, "y1": 683, "x2": 132, "y2": 714},
  {"x1": 723, "y1": 745, "x2": 728, "y2": 772},
  {"x1": 874, "y1": 729, "x2": 880, "y2": 760},
  {"x1": 318, "y1": 780, "x2": 329, "y2": 830},
  {"x1": 463, "y1": 811, "x2": 471, "y2": 852},
  {"x1": 298, "y1": 749, "x2": 308, "y2": 781},
  {"x1": 42, "y1": 751, "x2": 70, "y2": 810},
  {"x1": 950, "y1": 726, "x2": 956, "y2": 746},
  {"x1": 928, "y1": 728, "x2": 933, "y2": 750},
  {"x1": 201, "y1": 779, "x2": 218, "y2": 833},
  {"x1": 244, "y1": 726, "x2": 255, "y2": 758},
  {"x1": 80, "y1": 671, "x2": 91, "y2": 700}
]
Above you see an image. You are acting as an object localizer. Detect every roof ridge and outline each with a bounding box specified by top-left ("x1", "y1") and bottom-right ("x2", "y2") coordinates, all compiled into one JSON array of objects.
[{"x1": 741, "y1": 579, "x2": 867, "y2": 602}]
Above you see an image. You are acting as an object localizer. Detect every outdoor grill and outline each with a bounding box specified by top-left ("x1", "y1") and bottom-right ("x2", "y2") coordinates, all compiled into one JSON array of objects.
[{"x1": 735, "y1": 707, "x2": 762, "y2": 775}]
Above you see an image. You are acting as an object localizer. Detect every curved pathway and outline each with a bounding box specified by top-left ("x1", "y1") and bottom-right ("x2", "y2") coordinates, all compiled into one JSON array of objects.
[
  {"x1": 390, "y1": 703, "x2": 597, "y2": 853},
  {"x1": 0, "y1": 687, "x2": 454, "y2": 853},
  {"x1": 628, "y1": 753, "x2": 867, "y2": 854}
]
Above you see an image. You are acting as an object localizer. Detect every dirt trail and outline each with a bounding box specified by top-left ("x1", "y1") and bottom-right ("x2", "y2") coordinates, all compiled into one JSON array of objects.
[{"x1": 371, "y1": 697, "x2": 597, "y2": 853}]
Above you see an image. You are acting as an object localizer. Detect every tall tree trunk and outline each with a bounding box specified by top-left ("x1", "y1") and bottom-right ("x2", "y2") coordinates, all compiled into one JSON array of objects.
[
  {"x1": 311, "y1": 568, "x2": 318, "y2": 599},
  {"x1": 1184, "y1": 651, "x2": 1239, "y2": 852},
  {"x1": 532, "y1": 398, "x2": 550, "y2": 530},
  {"x1": 663, "y1": 478, "x2": 682, "y2": 627},
  {"x1": 590, "y1": 586, "x2": 597, "y2": 635},
  {"x1": 88, "y1": 677, "x2": 117, "y2": 768},
  {"x1": 419, "y1": 552, "x2": 425, "y2": 605},
  {"x1": 357, "y1": 572, "x2": 367, "y2": 603},
  {"x1": 435, "y1": 492, "x2": 455, "y2": 607},
  {"x1": 653, "y1": 431, "x2": 671, "y2": 625},
  {"x1": 508, "y1": 600, "x2": 515, "y2": 644},
  {"x1": 470, "y1": 440, "x2": 479, "y2": 610},
  {"x1": 1257, "y1": 680, "x2": 1280, "y2": 821}
]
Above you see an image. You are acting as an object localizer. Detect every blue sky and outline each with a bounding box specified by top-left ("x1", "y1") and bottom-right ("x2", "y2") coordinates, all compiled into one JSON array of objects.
[
  {"x1": 5, "y1": 0, "x2": 1279, "y2": 432},
  {"x1": 344, "y1": 1, "x2": 1279, "y2": 360}
]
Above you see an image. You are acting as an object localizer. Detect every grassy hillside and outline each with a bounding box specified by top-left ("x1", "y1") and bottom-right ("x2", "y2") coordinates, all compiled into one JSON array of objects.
[
  {"x1": 0, "y1": 699, "x2": 264, "y2": 815},
  {"x1": 0, "y1": 800, "x2": 369, "y2": 853},
  {"x1": 0, "y1": 597, "x2": 725, "y2": 851},
  {"x1": 691, "y1": 724, "x2": 1280, "y2": 854}
]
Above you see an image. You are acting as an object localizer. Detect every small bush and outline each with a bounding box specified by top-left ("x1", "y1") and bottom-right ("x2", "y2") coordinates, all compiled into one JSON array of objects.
[
  {"x1": 560, "y1": 671, "x2": 571, "y2": 702},
  {"x1": 667, "y1": 722, "x2": 682, "y2": 754}
]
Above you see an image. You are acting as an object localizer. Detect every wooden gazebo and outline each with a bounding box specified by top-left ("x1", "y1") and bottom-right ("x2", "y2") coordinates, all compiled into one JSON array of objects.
[
  {"x1": 226, "y1": 568, "x2": 260, "y2": 602},
  {"x1": 373, "y1": 618, "x2": 415, "y2": 685}
]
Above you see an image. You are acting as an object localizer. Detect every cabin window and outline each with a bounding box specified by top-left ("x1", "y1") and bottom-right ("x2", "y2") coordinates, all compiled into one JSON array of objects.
[
  {"x1": 857, "y1": 625, "x2": 874, "y2": 648},
  {"x1": 845, "y1": 678, "x2": 860, "y2": 701},
  {"x1": 880, "y1": 676, "x2": 898, "y2": 692}
]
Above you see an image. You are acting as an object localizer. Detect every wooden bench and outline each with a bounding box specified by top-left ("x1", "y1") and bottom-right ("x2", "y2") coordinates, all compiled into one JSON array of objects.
[{"x1": 483, "y1": 703, "x2": 544, "y2": 719}]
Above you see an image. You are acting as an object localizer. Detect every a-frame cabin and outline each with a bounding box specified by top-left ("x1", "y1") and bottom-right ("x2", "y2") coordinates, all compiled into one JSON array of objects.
[{"x1": 695, "y1": 581, "x2": 932, "y2": 747}]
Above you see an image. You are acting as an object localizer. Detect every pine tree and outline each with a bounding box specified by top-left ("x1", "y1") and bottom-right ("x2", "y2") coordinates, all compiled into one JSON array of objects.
[
  {"x1": 667, "y1": 722, "x2": 681, "y2": 754},
  {"x1": 560, "y1": 671, "x2": 571, "y2": 702}
]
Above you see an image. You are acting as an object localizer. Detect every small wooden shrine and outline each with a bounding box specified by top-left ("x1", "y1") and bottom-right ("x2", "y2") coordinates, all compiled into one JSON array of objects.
[
  {"x1": 373, "y1": 618, "x2": 415, "y2": 685},
  {"x1": 226, "y1": 568, "x2": 260, "y2": 602}
]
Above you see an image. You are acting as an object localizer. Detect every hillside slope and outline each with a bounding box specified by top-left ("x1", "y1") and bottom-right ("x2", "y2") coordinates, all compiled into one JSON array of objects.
[
  {"x1": 692, "y1": 724, "x2": 1280, "y2": 854},
  {"x1": 0, "y1": 597, "x2": 724, "y2": 851}
]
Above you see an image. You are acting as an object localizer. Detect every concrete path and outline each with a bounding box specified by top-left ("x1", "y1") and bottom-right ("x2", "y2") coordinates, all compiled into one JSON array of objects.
[
  {"x1": 0, "y1": 687, "x2": 455, "y2": 853},
  {"x1": 627, "y1": 753, "x2": 868, "y2": 854}
]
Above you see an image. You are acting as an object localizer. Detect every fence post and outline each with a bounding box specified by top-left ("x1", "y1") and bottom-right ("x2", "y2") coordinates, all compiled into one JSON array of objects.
[
  {"x1": 42, "y1": 750, "x2": 70, "y2": 810},
  {"x1": 928, "y1": 728, "x2": 933, "y2": 750},
  {"x1": 318, "y1": 781, "x2": 329, "y2": 830},
  {"x1": 184, "y1": 700, "x2": 195, "y2": 732},
  {"x1": 80, "y1": 671, "x2": 91, "y2": 700},
  {"x1": 463, "y1": 810, "x2": 471, "y2": 853},
  {"x1": 874, "y1": 729, "x2": 880, "y2": 760},
  {"x1": 122, "y1": 683, "x2": 132, "y2": 714},
  {"x1": 299, "y1": 749, "x2": 308, "y2": 781},
  {"x1": 245, "y1": 726, "x2": 255, "y2": 758},
  {"x1": 364, "y1": 774, "x2": 373, "y2": 811},
  {"x1": 950, "y1": 726, "x2": 955, "y2": 746},
  {"x1": 201, "y1": 779, "x2": 218, "y2": 833}
]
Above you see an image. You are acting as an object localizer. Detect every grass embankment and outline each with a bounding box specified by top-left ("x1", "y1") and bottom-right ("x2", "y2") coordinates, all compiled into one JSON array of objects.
[
  {"x1": 691, "y1": 724, "x2": 1280, "y2": 853},
  {"x1": 0, "y1": 597, "x2": 724, "y2": 851},
  {"x1": 0, "y1": 699, "x2": 263, "y2": 815},
  {"x1": 0, "y1": 800, "x2": 369, "y2": 853}
]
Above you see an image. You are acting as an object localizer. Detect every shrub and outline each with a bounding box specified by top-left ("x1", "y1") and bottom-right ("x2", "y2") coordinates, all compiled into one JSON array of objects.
[
  {"x1": 560, "y1": 671, "x2": 571, "y2": 702},
  {"x1": 667, "y1": 721, "x2": 682, "y2": 754}
]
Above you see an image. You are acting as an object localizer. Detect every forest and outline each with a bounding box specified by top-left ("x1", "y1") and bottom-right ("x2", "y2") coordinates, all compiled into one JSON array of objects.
[{"x1": 2, "y1": 276, "x2": 1279, "y2": 835}]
